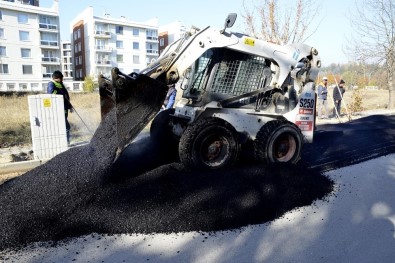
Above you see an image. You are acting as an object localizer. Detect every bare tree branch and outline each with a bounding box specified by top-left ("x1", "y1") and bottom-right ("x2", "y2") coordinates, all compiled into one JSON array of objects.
[
  {"x1": 241, "y1": 0, "x2": 321, "y2": 45},
  {"x1": 350, "y1": 0, "x2": 395, "y2": 109}
]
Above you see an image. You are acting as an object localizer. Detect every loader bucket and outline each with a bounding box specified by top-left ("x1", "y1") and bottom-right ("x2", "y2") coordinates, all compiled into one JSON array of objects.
[{"x1": 99, "y1": 68, "x2": 168, "y2": 161}]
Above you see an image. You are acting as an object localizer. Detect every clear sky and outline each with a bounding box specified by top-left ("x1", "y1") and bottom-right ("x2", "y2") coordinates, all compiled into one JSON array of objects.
[{"x1": 40, "y1": 0, "x2": 356, "y2": 66}]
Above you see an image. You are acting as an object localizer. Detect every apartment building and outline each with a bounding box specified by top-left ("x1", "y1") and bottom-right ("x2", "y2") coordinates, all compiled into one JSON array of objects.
[
  {"x1": 61, "y1": 40, "x2": 72, "y2": 80},
  {"x1": 0, "y1": 0, "x2": 62, "y2": 92},
  {"x1": 158, "y1": 21, "x2": 186, "y2": 55},
  {"x1": 71, "y1": 6, "x2": 159, "y2": 81}
]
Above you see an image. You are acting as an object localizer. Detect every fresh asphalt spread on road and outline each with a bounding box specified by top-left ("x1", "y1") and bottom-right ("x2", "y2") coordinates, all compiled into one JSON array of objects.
[{"x1": 0, "y1": 114, "x2": 394, "y2": 255}]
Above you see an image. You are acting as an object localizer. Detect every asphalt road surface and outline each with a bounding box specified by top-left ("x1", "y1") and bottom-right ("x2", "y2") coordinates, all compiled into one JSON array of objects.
[
  {"x1": 0, "y1": 114, "x2": 394, "y2": 255},
  {"x1": 302, "y1": 114, "x2": 395, "y2": 171}
]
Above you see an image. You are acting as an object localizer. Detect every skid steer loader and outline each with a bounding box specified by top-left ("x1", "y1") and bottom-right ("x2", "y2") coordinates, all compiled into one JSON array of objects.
[{"x1": 98, "y1": 13, "x2": 321, "y2": 170}]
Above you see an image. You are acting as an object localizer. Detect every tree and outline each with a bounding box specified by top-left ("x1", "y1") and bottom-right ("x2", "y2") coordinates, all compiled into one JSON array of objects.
[
  {"x1": 350, "y1": 0, "x2": 395, "y2": 109},
  {"x1": 83, "y1": 75, "x2": 98, "y2": 93},
  {"x1": 241, "y1": 0, "x2": 321, "y2": 45}
]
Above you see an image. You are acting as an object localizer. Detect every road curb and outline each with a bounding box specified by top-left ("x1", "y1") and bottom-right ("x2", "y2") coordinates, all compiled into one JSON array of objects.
[{"x1": 0, "y1": 159, "x2": 49, "y2": 175}]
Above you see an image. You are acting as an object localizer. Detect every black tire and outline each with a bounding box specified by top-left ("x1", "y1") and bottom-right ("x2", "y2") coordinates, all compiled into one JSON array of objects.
[
  {"x1": 179, "y1": 117, "x2": 240, "y2": 170},
  {"x1": 254, "y1": 119, "x2": 303, "y2": 164},
  {"x1": 150, "y1": 108, "x2": 175, "y2": 142}
]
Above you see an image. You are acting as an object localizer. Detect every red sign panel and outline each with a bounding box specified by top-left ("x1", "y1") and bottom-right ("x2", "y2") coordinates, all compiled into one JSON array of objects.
[
  {"x1": 299, "y1": 108, "x2": 314, "y2": 115},
  {"x1": 295, "y1": 121, "x2": 313, "y2": 131}
]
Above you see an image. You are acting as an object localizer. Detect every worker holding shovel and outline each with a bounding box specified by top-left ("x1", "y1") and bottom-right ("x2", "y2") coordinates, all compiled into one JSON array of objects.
[{"x1": 332, "y1": 79, "x2": 346, "y2": 118}]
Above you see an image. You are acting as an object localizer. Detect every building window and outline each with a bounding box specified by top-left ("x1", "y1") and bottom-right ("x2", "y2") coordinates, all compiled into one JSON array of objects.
[
  {"x1": 0, "y1": 64, "x2": 9, "y2": 74},
  {"x1": 133, "y1": 69, "x2": 140, "y2": 73},
  {"x1": 19, "y1": 31, "x2": 30, "y2": 41},
  {"x1": 0, "y1": 10, "x2": 2, "y2": 20},
  {"x1": 22, "y1": 65, "x2": 33, "y2": 74},
  {"x1": 43, "y1": 50, "x2": 56, "y2": 62},
  {"x1": 40, "y1": 32, "x2": 57, "y2": 46},
  {"x1": 18, "y1": 14, "x2": 28, "y2": 24},
  {"x1": 39, "y1": 15, "x2": 57, "y2": 30},
  {"x1": 77, "y1": 29, "x2": 81, "y2": 38},
  {"x1": 146, "y1": 29, "x2": 158, "y2": 40},
  {"x1": 21, "y1": 48, "x2": 31, "y2": 58},
  {"x1": 133, "y1": 28, "x2": 139, "y2": 36},
  {"x1": 95, "y1": 39, "x2": 107, "y2": 50},
  {"x1": 19, "y1": 83, "x2": 28, "y2": 90},
  {"x1": 133, "y1": 55, "x2": 139, "y2": 64},
  {"x1": 116, "y1": 40, "x2": 123, "y2": 49},
  {"x1": 63, "y1": 43, "x2": 71, "y2": 49},
  {"x1": 7, "y1": 83, "x2": 15, "y2": 90},
  {"x1": 160, "y1": 38, "x2": 164, "y2": 46},
  {"x1": 117, "y1": 54, "x2": 123, "y2": 62},
  {"x1": 0, "y1": 28, "x2": 4, "y2": 39},
  {"x1": 116, "y1": 26, "x2": 123, "y2": 35},
  {"x1": 0, "y1": 46, "x2": 6, "y2": 56},
  {"x1": 133, "y1": 42, "x2": 139, "y2": 50}
]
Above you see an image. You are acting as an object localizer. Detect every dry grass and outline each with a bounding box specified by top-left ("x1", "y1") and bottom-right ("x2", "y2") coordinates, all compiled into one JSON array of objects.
[
  {"x1": 0, "y1": 94, "x2": 31, "y2": 146},
  {"x1": 67, "y1": 92, "x2": 101, "y2": 142},
  {"x1": 0, "y1": 92, "x2": 101, "y2": 146},
  {"x1": 333, "y1": 88, "x2": 389, "y2": 115}
]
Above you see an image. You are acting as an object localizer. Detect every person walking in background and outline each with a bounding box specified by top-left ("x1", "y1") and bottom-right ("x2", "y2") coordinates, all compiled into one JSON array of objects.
[
  {"x1": 163, "y1": 83, "x2": 177, "y2": 109},
  {"x1": 47, "y1": 70, "x2": 73, "y2": 145},
  {"x1": 333, "y1": 79, "x2": 346, "y2": 117},
  {"x1": 317, "y1": 76, "x2": 329, "y2": 119}
]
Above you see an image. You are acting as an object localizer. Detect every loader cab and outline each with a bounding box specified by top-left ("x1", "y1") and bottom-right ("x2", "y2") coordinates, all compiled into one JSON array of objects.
[{"x1": 180, "y1": 47, "x2": 295, "y2": 113}]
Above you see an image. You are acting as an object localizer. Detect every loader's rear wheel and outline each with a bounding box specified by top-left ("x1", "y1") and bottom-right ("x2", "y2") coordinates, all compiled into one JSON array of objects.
[
  {"x1": 179, "y1": 117, "x2": 240, "y2": 170},
  {"x1": 254, "y1": 119, "x2": 303, "y2": 164}
]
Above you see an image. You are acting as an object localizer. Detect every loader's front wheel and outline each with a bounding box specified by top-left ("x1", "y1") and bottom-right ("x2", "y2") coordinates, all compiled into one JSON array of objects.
[
  {"x1": 179, "y1": 117, "x2": 240, "y2": 170},
  {"x1": 254, "y1": 119, "x2": 303, "y2": 164}
]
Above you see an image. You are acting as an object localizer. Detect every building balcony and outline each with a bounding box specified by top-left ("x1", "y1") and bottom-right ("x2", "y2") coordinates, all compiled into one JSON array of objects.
[
  {"x1": 39, "y1": 23, "x2": 58, "y2": 32},
  {"x1": 41, "y1": 57, "x2": 59, "y2": 63},
  {"x1": 95, "y1": 46, "x2": 112, "y2": 52},
  {"x1": 40, "y1": 40, "x2": 59, "y2": 49},
  {"x1": 94, "y1": 30, "x2": 111, "y2": 38},
  {"x1": 146, "y1": 49, "x2": 159, "y2": 55},
  {"x1": 146, "y1": 36, "x2": 158, "y2": 42},
  {"x1": 96, "y1": 60, "x2": 112, "y2": 66}
]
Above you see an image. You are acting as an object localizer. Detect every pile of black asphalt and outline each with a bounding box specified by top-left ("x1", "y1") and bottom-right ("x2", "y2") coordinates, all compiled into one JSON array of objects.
[{"x1": 1, "y1": 113, "x2": 394, "y2": 252}]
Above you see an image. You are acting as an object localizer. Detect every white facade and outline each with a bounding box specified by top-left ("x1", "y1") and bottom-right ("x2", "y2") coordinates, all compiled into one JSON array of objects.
[
  {"x1": 61, "y1": 40, "x2": 72, "y2": 80},
  {"x1": 159, "y1": 21, "x2": 186, "y2": 44},
  {"x1": 0, "y1": 0, "x2": 62, "y2": 92},
  {"x1": 158, "y1": 21, "x2": 186, "y2": 55},
  {"x1": 71, "y1": 7, "x2": 159, "y2": 80}
]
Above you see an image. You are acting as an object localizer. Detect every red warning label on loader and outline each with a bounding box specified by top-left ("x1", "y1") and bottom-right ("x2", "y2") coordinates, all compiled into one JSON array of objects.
[
  {"x1": 299, "y1": 108, "x2": 313, "y2": 115},
  {"x1": 295, "y1": 121, "x2": 313, "y2": 131}
]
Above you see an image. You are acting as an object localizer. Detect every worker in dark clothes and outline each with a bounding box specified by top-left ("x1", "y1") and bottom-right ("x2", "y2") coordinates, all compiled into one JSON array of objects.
[
  {"x1": 47, "y1": 70, "x2": 73, "y2": 145},
  {"x1": 333, "y1": 79, "x2": 346, "y2": 117}
]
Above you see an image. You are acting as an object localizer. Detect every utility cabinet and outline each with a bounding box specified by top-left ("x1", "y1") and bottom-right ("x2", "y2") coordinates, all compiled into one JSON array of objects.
[{"x1": 28, "y1": 94, "x2": 68, "y2": 160}]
